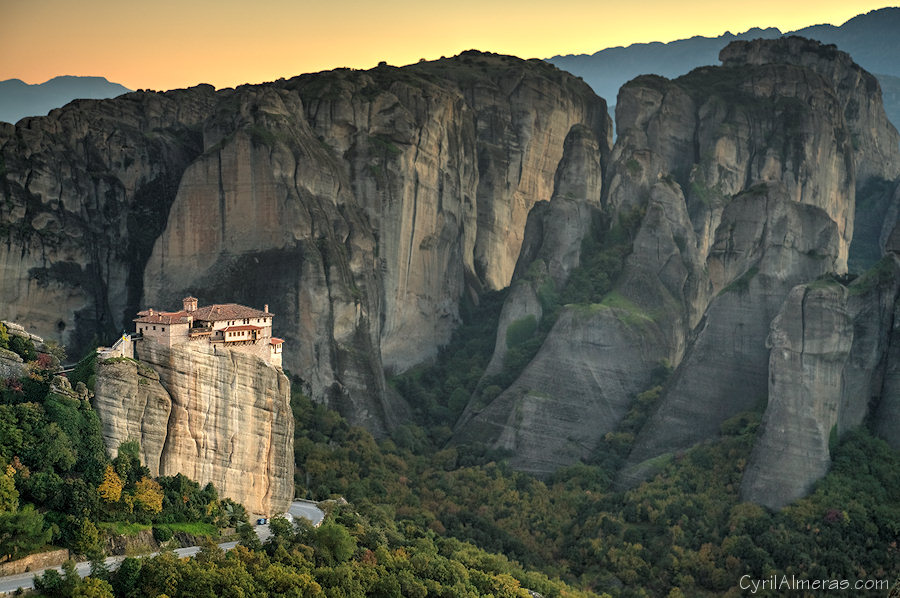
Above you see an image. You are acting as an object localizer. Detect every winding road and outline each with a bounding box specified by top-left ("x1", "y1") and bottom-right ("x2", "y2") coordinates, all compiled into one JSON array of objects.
[{"x1": 0, "y1": 500, "x2": 324, "y2": 595}]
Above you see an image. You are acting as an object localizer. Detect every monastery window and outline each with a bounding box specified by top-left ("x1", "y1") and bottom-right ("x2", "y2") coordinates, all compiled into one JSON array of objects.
[
  {"x1": 162, "y1": 327, "x2": 165, "y2": 332},
  {"x1": 153, "y1": 326, "x2": 156, "y2": 331}
]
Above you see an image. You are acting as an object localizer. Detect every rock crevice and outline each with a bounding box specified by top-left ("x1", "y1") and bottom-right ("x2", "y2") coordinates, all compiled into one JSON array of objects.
[{"x1": 93, "y1": 342, "x2": 294, "y2": 516}]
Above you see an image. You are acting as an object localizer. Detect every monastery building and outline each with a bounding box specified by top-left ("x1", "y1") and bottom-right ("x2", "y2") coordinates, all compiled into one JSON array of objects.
[{"x1": 132, "y1": 296, "x2": 284, "y2": 366}]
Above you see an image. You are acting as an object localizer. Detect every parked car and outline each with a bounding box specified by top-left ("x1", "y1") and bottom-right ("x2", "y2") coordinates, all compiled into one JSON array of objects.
[{"x1": 257, "y1": 517, "x2": 268, "y2": 525}]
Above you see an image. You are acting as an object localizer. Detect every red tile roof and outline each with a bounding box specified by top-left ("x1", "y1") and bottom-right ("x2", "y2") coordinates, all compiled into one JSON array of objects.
[
  {"x1": 134, "y1": 310, "x2": 191, "y2": 324},
  {"x1": 191, "y1": 303, "x2": 273, "y2": 321},
  {"x1": 270, "y1": 337, "x2": 284, "y2": 345}
]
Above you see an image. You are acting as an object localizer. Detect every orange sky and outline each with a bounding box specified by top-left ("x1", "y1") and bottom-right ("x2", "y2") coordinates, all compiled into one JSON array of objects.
[{"x1": 2, "y1": 1, "x2": 894, "y2": 91}]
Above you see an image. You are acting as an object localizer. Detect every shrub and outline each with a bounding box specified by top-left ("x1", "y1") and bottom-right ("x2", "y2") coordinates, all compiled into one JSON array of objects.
[
  {"x1": 152, "y1": 526, "x2": 173, "y2": 542},
  {"x1": 505, "y1": 316, "x2": 537, "y2": 349},
  {"x1": 8, "y1": 335, "x2": 36, "y2": 362}
]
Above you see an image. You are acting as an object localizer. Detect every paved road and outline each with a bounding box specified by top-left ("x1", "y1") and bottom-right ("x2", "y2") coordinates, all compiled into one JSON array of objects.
[
  {"x1": 0, "y1": 500, "x2": 324, "y2": 595},
  {"x1": 289, "y1": 499, "x2": 326, "y2": 526}
]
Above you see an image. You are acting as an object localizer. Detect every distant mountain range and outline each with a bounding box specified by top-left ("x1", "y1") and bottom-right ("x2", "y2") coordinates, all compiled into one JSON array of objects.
[
  {"x1": 0, "y1": 76, "x2": 131, "y2": 124},
  {"x1": 548, "y1": 7, "x2": 900, "y2": 130},
  {"x1": 3, "y1": 8, "x2": 898, "y2": 128}
]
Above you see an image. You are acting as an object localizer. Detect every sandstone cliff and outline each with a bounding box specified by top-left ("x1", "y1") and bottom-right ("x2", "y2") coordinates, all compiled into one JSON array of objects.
[
  {"x1": 622, "y1": 39, "x2": 900, "y2": 480},
  {"x1": 0, "y1": 52, "x2": 609, "y2": 432},
  {"x1": 5, "y1": 37, "x2": 900, "y2": 510},
  {"x1": 93, "y1": 342, "x2": 294, "y2": 516},
  {"x1": 457, "y1": 37, "x2": 900, "y2": 487},
  {"x1": 482, "y1": 124, "x2": 604, "y2": 378},
  {"x1": 742, "y1": 257, "x2": 900, "y2": 508},
  {"x1": 874, "y1": 272, "x2": 900, "y2": 451}
]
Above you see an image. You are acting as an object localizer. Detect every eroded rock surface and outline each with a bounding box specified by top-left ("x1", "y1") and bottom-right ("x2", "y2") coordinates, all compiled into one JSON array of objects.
[
  {"x1": 93, "y1": 343, "x2": 294, "y2": 516},
  {"x1": 741, "y1": 258, "x2": 900, "y2": 508},
  {"x1": 93, "y1": 358, "x2": 172, "y2": 474},
  {"x1": 458, "y1": 38, "x2": 900, "y2": 491},
  {"x1": 0, "y1": 52, "x2": 608, "y2": 431}
]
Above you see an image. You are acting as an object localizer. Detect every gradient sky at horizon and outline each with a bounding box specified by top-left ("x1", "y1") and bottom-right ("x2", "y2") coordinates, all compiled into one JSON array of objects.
[{"x1": 2, "y1": 1, "x2": 894, "y2": 91}]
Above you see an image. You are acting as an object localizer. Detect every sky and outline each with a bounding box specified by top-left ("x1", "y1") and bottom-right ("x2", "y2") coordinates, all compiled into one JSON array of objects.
[{"x1": 2, "y1": 0, "x2": 894, "y2": 91}]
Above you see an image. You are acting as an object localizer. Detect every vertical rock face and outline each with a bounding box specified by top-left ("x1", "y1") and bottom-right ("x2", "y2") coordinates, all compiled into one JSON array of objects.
[
  {"x1": 93, "y1": 343, "x2": 294, "y2": 516},
  {"x1": 0, "y1": 53, "x2": 608, "y2": 432},
  {"x1": 407, "y1": 55, "x2": 612, "y2": 291},
  {"x1": 719, "y1": 36, "x2": 900, "y2": 186},
  {"x1": 458, "y1": 37, "x2": 900, "y2": 489},
  {"x1": 481, "y1": 124, "x2": 605, "y2": 378},
  {"x1": 741, "y1": 257, "x2": 900, "y2": 508},
  {"x1": 0, "y1": 89, "x2": 217, "y2": 350},
  {"x1": 93, "y1": 358, "x2": 172, "y2": 474},
  {"x1": 614, "y1": 38, "x2": 897, "y2": 477},
  {"x1": 454, "y1": 123, "x2": 612, "y2": 475},
  {"x1": 874, "y1": 286, "x2": 900, "y2": 450},
  {"x1": 626, "y1": 184, "x2": 841, "y2": 468}
]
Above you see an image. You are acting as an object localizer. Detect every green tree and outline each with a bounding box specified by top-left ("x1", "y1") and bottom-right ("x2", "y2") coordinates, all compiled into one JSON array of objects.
[
  {"x1": 73, "y1": 518, "x2": 102, "y2": 556},
  {"x1": 268, "y1": 516, "x2": 294, "y2": 542},
  {"x1": 0, "y1": 471, "x2": 18, "y2": 512},
  {"x1": 37, "y1": 422, "x2": 77, "y2": 472},
  {"x1": 8, "y1": 335, "x2": 37, "y2": 361},
  {"x1": 311, "y1": 521, "x2": 357, "y2": 566},
  {"x1": 71, "y1": 577, "x2": 115, "y2": 598},
  {"x1": 0, "y1": 504, "x2": 51, "y2": 560},
  {"x1": 113, "y1": 440, "x2": 143, "y2": 486},
  {"x1": 62, "y1": 478, "x2": 100, "y2": 519},
  {"x1": 21, "y1": 470, "x2": 63, "y2": 504},
  {"x1": 237, "y1": 522, "x2": 262, "y2": 551},
  {"x1": 217, "y1": 498, "x2": 247, "y2": 527},
  {"x1": 34, "y1": 568, "x2": 65, "y2": 595},
  {"x1": 111, "y1": 557, "x2": 142, "y2": 598},
  {"x1": 505, "y1": 315, "x2": 537, "y2": 348}
]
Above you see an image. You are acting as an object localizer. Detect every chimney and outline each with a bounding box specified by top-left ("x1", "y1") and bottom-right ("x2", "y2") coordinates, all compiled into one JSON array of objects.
[
  {"x1": 264, "y1": 304, "x2": 269, "y2": 313},
  {"x1": 149, "y1": 308, "x2": 154, "y2": 316},
  {"x1": 183, "y1": 296, "x2": 197, "y2": 312}
]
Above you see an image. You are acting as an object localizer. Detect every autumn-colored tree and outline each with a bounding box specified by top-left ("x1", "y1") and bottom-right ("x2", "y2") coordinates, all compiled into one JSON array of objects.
[
  {"x1": 97, "y1": 464, "x2": 124, "y2": 503},
  {"x1": 71, "y1": 576, "x2": 115, "y2": 598},
  {"x1": 133, "y1": 477, "x2": 164, "y2": 514},
  {"x1": 0, "y1": 471, "x2": 18, "y2": 513}
]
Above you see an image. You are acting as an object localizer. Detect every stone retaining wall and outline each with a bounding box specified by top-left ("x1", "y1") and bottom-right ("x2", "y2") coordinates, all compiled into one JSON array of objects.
[{"x1": 0, "y1": 548, "x2": 69, "y2": 576}]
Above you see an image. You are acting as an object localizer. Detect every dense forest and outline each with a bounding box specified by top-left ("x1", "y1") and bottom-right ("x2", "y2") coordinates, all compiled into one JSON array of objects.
[
  {"x1": 3, "y1": 252, "x2": 900, "y2": 597},
  {"x1": 4, "y1": 301, "x2": 900, "y2": 597},
  {"x1": 290, "y1": 390, "x2": 900, "y2": 597},
  {"x1": 0, "y1": 327, "x2": 246, "y2": 564},
  {"x1": 33, "y1": 503, "x2": 598, "y2": 598},
  {"x1": 1, "y1": 323, "x2": 595, "y2": 598}
]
